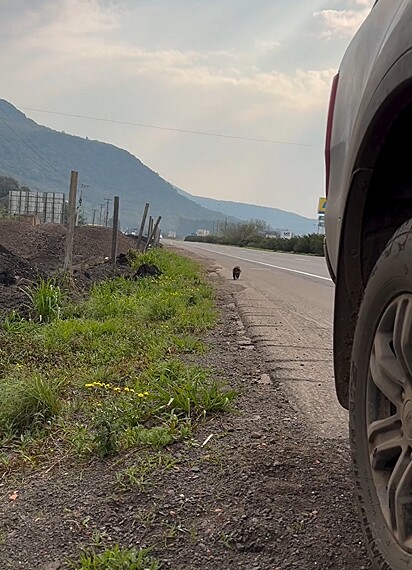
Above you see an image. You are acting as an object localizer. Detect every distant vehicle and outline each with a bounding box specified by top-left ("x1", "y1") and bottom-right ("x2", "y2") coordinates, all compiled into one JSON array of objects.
[{"x1": 324, "y1": 2, "x2": 412, "y2": 568}]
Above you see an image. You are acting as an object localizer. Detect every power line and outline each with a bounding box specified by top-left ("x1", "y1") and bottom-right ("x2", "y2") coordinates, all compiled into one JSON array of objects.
[
  {"x1": 0, "y1": 117, "x2": 49, "y2": 172},
  {"x1": 0, "y1": 109, "x2": 66, "y2": 180},
  {"x1": 21, "y1": 106, "x2": 318, "y2": 148}
]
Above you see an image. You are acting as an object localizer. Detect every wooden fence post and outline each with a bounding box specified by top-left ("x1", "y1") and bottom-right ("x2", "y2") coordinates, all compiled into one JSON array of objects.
[
  {"x1": 148, "y1": 216, "x2": 153, "y2": 242},
  {"x1": 155, "y1": 227, "x2": 161, "y2": 245},
  {"x1": 145, "y1": 216, "x2": 162, "y2": 252},
  {"x1": 63, "y1": 171, "x2": 78, "y2": 274},
  {"x1": 136, "y1": 202, "x2": 149, "y2": 251},
  {"x1": 111, "y1": 196, "x2": 120, "y2": 267}
]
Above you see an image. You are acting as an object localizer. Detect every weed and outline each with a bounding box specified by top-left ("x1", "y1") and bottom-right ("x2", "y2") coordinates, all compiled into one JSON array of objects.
[
  {"x1": 115, "y1": 451, "x2": 178, "y2": 491},
  {"x1": 69, "y1": 544, "x2": 161, "y2": 570},
  {"x1": 293, "y1": 519, "x2": 306, "y2": 532},
  {"x1": 146, "y1": 296, "x2": 178, "y2": 321},
  {"x1": 93, "y1": 411, "x2": 119, "y2": 458},
  {"x1": 218, "y1": 531, "x2": 235, "y2": 549},
  {"x1": 116, "y1": 465, "x2": 152, "y2": 491},
  {"x1": 1, "y1": 310, "x2": 28, "y2": 332},
  {"x1": 149, "y1": 359, "x2": 236, "y2": 419},
  {"x1": 122, "y1": 425, "x2": 176, "y2": 449},
  {"x1": 163, "y1": 523, "x2": 179, "y2": 544},
  {"x1": 169, "y1": 335, "x2": 206, "y2": 354},
  {"x1": 91, "y1": 529, "x2": 111, "y2": 547},
  {"x1": 0, "y1": 373, "x2": 62, "y2": 437},
  {"x1": 188, "y1": 524, "x2": 198, "y2": 542},
  {"x1": 22, "y1": 278, "x2": 63, "y2": 323},
  {"x1": 135, "y1": 507, "x2": 158, "y2": 526},
  {"x1": 91, "y1": 531, "x2": 103, "y2": 547},
  {"x1": 64, "y1": 423, "x2": 94, "y2": 457},
  {"x1": 0, "y1": 248, "x2": 235, "y2": 467}
]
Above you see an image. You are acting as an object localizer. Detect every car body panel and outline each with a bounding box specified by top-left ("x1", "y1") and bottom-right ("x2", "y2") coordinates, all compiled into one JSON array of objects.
[{"x1": 325, "y1": 0, "x2": 412, "y2": 274}]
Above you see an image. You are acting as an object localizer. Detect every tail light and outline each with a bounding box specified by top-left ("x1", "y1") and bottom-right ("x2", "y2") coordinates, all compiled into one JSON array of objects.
[{"x1": 325, "y1": 73, "x2": 339, "y2": 197}]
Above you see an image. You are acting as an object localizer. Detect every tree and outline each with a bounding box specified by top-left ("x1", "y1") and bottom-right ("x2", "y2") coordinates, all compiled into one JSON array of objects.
[
  {"x1": 220, "y1": 219, "x2": 268, "y2": 245},
  {"x1": 294, "y1": 236, "x2": 311, "y2": 254},
  {"x1": 0, "y1": 175, "x2": 20, "y2": 199}
]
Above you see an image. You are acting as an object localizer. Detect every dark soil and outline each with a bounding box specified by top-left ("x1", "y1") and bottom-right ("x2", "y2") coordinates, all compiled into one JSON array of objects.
[
  {"x1": 0, "y1": 221, "x2": 139, "y2": 271},
  {"x1": 0, "y1": 221, "x2": 141, "y2": 313},
  {"x1": 0, "y1": 261, "x2": 371, "y2": 569}
]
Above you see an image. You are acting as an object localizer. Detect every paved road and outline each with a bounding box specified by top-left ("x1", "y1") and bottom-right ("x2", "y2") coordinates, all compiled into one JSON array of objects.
[{"x1": 168, "y1": 240, "x2": 348, "y2": 440}]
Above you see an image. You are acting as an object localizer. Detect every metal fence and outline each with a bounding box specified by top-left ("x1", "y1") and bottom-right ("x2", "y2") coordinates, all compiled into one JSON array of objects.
[{"x1": 9, "y1": 190, "x2": 65, "y2": 224}]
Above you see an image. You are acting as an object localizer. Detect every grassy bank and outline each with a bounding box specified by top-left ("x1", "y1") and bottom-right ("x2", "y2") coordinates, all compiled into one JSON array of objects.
[{"x1": 0, "y1": 249, "x2": 235, "y2": 471}]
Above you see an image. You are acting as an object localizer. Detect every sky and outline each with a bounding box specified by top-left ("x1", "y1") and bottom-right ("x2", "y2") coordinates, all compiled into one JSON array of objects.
[{"x1": 0, "y1": 0, "x2": 373, "y2": 218}]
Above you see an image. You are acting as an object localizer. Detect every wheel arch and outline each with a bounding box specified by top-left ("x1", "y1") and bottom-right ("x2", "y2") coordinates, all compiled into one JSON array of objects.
[{"x1": 334, "y1": 52, "x2": 412, "y2": 408}]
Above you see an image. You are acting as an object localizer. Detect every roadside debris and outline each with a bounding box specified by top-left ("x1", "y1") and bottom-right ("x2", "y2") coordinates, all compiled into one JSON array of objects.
[
  {"x1": 132, "y1": 263, "x2": 162, "y2": 279},
  {"x1": 116, "y1": 253, "x2": 129, "y2": 266}
]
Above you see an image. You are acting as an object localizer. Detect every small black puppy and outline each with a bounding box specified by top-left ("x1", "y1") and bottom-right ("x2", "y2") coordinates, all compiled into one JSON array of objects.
[{"x1": 232, "y1": 266, "x2": 241, "y2": 280}]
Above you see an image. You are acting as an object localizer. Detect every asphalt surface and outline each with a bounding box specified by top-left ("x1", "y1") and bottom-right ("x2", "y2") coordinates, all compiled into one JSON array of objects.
[{"x1": 169, "y1": 240, "x2": 348, "y2": 439}]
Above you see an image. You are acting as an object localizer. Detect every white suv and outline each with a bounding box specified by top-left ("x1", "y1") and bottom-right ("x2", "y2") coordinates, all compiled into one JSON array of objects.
[{"x1": 324, "y1": 1, "x2": 412, "y2": 568}]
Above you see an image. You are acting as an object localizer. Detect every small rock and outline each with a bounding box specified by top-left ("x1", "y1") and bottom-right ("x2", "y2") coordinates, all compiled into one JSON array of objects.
[
  {"x1": 258, "y1": 374, "x2": 272, "y2": 385},
  {"x1": 44, "y1": 562, "x2": 61, "y2": 570}
]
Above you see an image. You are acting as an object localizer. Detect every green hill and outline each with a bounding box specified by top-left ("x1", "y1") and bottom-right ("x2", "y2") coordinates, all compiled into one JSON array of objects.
[
  {"x1": 0, "y1": 100, "x2": 316, "y2": 235},
  {"x1": 0, "y1": 100, "x2": 232, "y2": 234}
]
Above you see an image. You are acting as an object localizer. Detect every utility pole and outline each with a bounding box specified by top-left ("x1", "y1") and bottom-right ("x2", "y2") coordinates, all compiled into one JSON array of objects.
[
  {"x1": 92, "y1": 209, "x2": 97, "y2": 225},
  {"x1": 104, "y1": 198, "x2": 111, "y2": 227},
  {"x1": 76, "y1": 183, "x2": 88, "y2": 227},
  {"x1": 99, "y1": 203, "x2": 104, "y2": 226},
  {"x1": 63, "y1": 171, "x2": 78, "y2": 274}
]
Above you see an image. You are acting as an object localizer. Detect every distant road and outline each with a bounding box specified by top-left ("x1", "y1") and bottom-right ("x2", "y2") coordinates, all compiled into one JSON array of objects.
[{"x1": 168, "y1": 240, "x2": 347, "y2": 440}]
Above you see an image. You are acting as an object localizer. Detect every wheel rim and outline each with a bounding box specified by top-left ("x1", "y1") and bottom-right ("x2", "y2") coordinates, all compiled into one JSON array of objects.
[{"x1": 368, "y1": 294, "x2": 412, "y2": 552}]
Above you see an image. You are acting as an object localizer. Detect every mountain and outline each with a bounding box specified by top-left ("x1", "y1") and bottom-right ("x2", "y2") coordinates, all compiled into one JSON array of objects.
[
  {"x1": 0, "y1": 99, "x2": 315, "y2": 236},
  {"x1": 177, "y1": 189, "x2": 317, "y2": 235},
  {"x1": 0, "y1": 100, "x2": 234, "y2": 234}
]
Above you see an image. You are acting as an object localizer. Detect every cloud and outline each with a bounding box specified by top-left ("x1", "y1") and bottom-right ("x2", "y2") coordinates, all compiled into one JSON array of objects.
[
  {"x1": 314, "y1": 1, "x2": 373, "y2": 39},
  {"x1": 256, "y1": 40, "x2": 281, "y2": 53},
  {"x1": 0, "y1": 0, "x2": 340, "y2": 218},
  {"x1": 161, "y1": 67, "x2": 334, "y2": 111},
  {"x1": 0, "y1": 0, "x2": 332, "y2": 112}
]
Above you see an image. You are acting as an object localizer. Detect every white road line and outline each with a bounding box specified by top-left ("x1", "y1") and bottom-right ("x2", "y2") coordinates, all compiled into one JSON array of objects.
[{"x1": 183, "y1": 244, "x2": 333, "y2": 282}]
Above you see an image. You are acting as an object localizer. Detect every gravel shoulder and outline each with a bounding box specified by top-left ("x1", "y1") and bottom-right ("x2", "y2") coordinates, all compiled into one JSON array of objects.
[{"x1": 0, "y1": 253, "x2": 371, "y2": 570}]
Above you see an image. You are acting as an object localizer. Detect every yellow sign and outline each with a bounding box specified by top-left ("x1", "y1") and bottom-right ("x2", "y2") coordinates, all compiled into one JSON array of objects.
[{"x1": 318, "y1": 197, "x2": 326, "y2": 215}]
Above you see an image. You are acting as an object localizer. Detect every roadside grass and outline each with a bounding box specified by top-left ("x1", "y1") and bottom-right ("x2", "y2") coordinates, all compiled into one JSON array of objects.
[
  {"x1": 115, "y1": 451, "x2": 178, "y2": 491},
  {"x1": 22, "y1": 277, "x2": 64, "y2": 323},
  {"x1": 69, "y1": 544, "x2": 161, "y2": 570},
  {"x1": 0, "y1": 249, "x2": 235, "y2": 469}
]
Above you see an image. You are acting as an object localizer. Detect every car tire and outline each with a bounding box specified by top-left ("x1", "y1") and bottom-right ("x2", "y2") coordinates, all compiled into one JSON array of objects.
[{"x1": 351, "y1": 218, "x2": 412, "y2": 569}]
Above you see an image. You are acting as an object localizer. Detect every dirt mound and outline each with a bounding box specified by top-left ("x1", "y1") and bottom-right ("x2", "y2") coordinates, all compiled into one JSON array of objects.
[
  {"x1": 0, "y1": 221, "x2": 139, "y2": 272},
  {"x1": 0, "y1": 251, "x2": 41, "y2": 282},
  {"x1": 0, "y1": 221, "x2": 144, "y2": 314}
]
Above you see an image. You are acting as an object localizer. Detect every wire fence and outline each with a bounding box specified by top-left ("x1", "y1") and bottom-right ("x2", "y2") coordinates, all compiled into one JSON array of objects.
[{"x1": 8, "y1": 190, "x2": 65, "y2": 224}]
